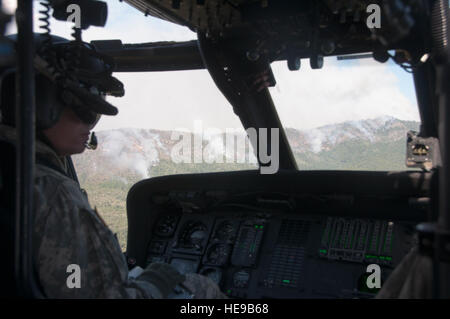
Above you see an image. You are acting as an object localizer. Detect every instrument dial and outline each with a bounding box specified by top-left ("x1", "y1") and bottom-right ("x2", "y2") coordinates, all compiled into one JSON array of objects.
[
  {"x1": 233, "y1": 269, "x2": 250, "y2": 288},
  {"x1": 178, "y1": 221, "x2": 208, "y2": 251},
  {"x1": 155, "y1": 215, "x2": 178, "y2": 237},
  {"x1": 215, "y1": 221, "x2": 235, "y2": 241},
  {"x1": 205, "y1": 243, "x2": 231, "y2": 266}
]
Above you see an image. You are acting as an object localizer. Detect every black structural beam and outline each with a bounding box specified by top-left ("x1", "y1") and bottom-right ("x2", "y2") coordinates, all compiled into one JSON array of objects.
[
  {"x1": 91, "y1": 40, "x2": 205, "y2": 72},
  {"x1": 432, "y1": 0, "x2": 450, "y2": 299},
  {"x1": 413, "y1": 61, "x2": 439, "y2": 138},
  {"x1": 15, "y1": 0, "x2": 43, "y2": 298},
  {"x1": 93, "y1": 39, "x2": 398, "y2": 73},
  {"x1": 197, "y1": 32, "x2": 298, "y2": 172}
]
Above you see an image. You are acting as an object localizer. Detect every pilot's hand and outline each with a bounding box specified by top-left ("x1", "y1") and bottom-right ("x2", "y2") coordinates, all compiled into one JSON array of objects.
[
  {"x1": 179, "y1": 273, "x2": 228, "y2": 299},
  {"x1": 138, "y1": 262, "x2": 185, "y2": 298}
]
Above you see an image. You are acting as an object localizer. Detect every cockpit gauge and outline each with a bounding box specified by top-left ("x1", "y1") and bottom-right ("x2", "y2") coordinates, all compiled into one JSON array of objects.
[
  {"x1": 204, "y1": 243, "x2": 231, "y2": 266},
  {"x1": 154, "y1": 215, "x2": 179, "y2": 237},
  {"x1": 177, "y1": 221, "x2": 208, "y2": 251},
  {"x1": 233, "y1": 269, "x2": 251, "y2": 288},
  {"x1": 214, "y1": 221, "x2": 236, "y2": 241}
]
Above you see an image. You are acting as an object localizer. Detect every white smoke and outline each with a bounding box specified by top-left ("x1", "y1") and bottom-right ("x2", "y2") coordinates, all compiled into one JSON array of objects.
[{"x1": 99, "y1": 129, "x2": 160, "y2": 178}]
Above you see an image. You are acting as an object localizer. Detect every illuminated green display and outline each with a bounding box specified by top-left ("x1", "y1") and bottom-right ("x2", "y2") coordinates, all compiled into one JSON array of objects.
[{"x1": 365, "y1": 254, "x2": 392, "y2": 260}]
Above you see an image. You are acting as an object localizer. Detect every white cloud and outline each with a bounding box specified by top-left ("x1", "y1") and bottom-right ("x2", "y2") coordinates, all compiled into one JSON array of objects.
[
  {"x1": 98, "y1": 70, "x2": 243, "y2": 132},
  {"x1": 270, "y1": 58, "x2": 420, "y2": 130}
]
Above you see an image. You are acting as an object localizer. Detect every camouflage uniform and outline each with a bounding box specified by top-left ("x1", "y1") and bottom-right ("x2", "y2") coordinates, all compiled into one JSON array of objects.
[{"x1": 0, "y1": 124, "x2": 226, "y2": 299}]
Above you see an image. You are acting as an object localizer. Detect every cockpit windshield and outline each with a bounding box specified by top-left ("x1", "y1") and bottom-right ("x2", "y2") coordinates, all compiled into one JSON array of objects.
[{"x1": 270, "y1": 56, "x2": 420, "y2": 170}]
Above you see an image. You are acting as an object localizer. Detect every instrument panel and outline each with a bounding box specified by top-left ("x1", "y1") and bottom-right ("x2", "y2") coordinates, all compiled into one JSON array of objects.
[
  {"x1": 144, "y1": 211, "x2": 416, "y2": 299},
  {"x1": 126, "y1": 170, "x2": 431, "y2": 299}
]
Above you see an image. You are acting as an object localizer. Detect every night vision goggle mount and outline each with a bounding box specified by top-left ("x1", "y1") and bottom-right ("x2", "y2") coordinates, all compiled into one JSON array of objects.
[
  {"x1": 33, "y1": 37, "x2": 124, "y2": 128},
  {"x1": 28, "y1": 0, "x2": 124, "y2": 129}
]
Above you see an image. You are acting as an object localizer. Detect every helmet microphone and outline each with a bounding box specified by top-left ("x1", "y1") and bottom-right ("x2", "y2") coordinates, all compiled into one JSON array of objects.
[{"x1": 85, "y1": 131, "x2": 97, "y2": 150}]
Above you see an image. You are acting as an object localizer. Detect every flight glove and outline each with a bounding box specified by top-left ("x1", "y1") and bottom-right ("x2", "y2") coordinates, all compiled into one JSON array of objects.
[{"x1": 138, "y1": 262, "x2": 185, "y2": 298}]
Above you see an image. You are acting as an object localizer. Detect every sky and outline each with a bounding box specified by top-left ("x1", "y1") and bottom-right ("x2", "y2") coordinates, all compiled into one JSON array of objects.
[{"x1": 3, "y1": 0, "x2": 420, "y2": 132}]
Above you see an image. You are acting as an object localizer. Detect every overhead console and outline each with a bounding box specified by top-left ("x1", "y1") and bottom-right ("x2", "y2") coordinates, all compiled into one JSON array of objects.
[{"x1": 126, "y1": 170, "x2": 433, "y2": 298}]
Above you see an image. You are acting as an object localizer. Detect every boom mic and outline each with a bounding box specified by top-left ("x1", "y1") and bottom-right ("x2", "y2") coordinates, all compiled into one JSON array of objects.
[{"x1": 85, "y1": 131, "x2": 97, "y2": 150}]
